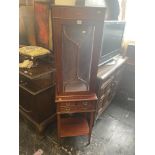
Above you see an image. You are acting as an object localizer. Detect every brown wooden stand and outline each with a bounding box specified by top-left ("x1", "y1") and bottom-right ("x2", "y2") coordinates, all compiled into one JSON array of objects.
[
  {"x1": 56, "y1": 94, "x2": 97, "y2": 144},
  {"x1": 51, "y1": 5, "x2": 106, "y2": 144}
]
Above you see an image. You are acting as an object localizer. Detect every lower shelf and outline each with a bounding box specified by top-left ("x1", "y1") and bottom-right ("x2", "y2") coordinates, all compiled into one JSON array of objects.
[{"x1": 60, "y1": 117, "x2": 89, "y2": 137}]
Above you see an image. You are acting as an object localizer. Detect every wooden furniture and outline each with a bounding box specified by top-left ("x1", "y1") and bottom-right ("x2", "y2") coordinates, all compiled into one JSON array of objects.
[
  {"x1": 95, "y1": 56, "x2": 127, "y2": 119},
  {"x1": 19, "y1": 56, "x2": 56, "y2": 134},
  {"x1": 51, "y1": 5, "x2": 106, "y2": 144}
]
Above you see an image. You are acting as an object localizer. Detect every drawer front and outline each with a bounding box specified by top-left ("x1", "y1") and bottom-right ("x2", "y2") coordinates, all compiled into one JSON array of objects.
[
  {"x1": 57, "y1": 101, "x2": 95, "y2": 113},
  {"x1": 99, "y1": 81, "x2": 113, "y2": 98},
  {"x1": 97, "y1": 94, "x2": 109, "y2": 109}
]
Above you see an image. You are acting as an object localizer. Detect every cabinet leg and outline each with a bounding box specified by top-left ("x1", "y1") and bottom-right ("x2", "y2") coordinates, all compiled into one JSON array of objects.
[
  {"x1": 88, "y1": 112, "x2": 94, "y2": 145},
  {"x1": 57, "y1": 114, "x2": 61, "y2": 142},
  {"x1": 88, "y1": 135, "x2": 91, "y2": 145}
]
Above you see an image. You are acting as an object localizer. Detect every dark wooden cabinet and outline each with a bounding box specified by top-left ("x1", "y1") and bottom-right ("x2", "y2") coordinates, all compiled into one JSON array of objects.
[
  {"x1": 95, "y1": 57, "x2": 127, "y2": 119},
  {"x1": 51, "y1": 5, "x2": 106, "y2": 144},
  {"x1": 19, "y1": 60, "x2": 56, "y2": 134}
]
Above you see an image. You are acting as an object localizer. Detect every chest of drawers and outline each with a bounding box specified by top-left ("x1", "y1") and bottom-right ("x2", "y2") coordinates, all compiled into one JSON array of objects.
[{"x1": 95, "y1": 57, "x2": 127, "y2": 120}]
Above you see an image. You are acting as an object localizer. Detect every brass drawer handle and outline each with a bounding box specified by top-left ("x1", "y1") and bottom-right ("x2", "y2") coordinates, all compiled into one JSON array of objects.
[
  {"x1": 65, "y1": 108, "x2": 70, "y2": 111},
  {"x1": 83, "y1": 102, "x2": 88, "y2": 106}
]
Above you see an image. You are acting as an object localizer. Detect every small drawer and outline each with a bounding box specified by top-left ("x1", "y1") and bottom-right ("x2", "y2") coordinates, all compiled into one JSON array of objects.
[
  {"x1": 60, "y1": 102, "x2": 73, "y2": 106},
  {"x1": 58, "y1": 101, "x2": 95, "y2": 113},
  {"x1": 60, "y1": 101, "x2": 92, "y2": 107},
  {"x1": 101, "y1": 76, "x2": 114, "y2": 89},
  {"x1": 99, "y1": 82, "x2": 112, "y2": 98}
]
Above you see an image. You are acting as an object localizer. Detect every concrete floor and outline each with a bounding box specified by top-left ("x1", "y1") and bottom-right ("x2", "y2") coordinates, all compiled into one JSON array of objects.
[{"x1": 19, "y1": 96, "x2": 135, "y2": 155}]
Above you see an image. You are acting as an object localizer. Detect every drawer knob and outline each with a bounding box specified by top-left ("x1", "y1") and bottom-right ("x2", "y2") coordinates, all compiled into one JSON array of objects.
[
  {"x1": 83, "y1": 102, "x2": 88, "y2": 106},
  {"x1": 65, "y1": 108, "x2": 70, "y2": 111}
]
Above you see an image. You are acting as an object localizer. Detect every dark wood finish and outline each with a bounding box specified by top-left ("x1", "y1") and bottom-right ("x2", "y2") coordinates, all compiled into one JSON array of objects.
[
  {"x1": 19, "y1": 62, "x2": 55, "y2": 80},
  {"x1": 95, "y1": 56, "x2": 127, "y2": 120},
  {"x1": 19, "y1": 85, "x2": 56, "y2": 133},
  {"x1": 19, "y1": 61, "x2": 56, "y2": 134},
  {"x1": 52, "y1": 5, "x2": 106, "y2": 144}
]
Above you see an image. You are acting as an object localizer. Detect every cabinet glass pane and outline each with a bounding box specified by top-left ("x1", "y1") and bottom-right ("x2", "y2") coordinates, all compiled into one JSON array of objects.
[{"x1": 62, "y1": 24, "x2": 95, "y2": 92}]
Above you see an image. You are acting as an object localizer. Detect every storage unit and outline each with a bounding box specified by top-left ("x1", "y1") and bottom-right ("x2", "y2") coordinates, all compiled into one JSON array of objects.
[
  {"x1": 51, "y1": 5, "x2": 106, "y2": 144},
  {"x1": 95, "y1": 57, "x2": 127, "y2": 120},
  {"x1": 19, "y1": 57, "x2": 56, "y2": 134}
]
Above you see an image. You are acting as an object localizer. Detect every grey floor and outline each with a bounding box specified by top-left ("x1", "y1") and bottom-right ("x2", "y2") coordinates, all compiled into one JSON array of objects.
[{"x1": 19, "y1": 95, "x2": 135, "y2": 155}]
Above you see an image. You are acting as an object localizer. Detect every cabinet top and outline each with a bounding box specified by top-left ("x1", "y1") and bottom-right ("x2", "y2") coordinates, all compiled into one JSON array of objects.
[
  {"x1": 19, "y1": 62, "x2": 55, "y2": 80},
  {"x1": 97, "y1": 56, "x2": 128, "y2": 80}
]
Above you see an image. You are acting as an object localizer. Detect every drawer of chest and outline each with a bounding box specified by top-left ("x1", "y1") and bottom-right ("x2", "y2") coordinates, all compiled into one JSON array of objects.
[
  {"x1": 57, "y1": 101, "x2": 95, "y2": 113},
  {"x1": 100, "y1": 76, "x2": 114, "y2": 89}
]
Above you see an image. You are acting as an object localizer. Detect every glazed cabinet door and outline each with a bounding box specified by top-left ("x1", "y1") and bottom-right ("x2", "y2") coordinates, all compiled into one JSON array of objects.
[
  {"x1": 52, "y1": 6, "x2": 106, "y2": 96},
  {"x1": 62, "y1": 23, "x2": 95, "y2": 93}
]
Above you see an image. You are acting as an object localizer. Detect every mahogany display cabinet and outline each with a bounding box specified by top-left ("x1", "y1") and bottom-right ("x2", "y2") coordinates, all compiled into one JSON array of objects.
[{"x1": 51, "y1": 5, "x2": 106, "y2": 144}]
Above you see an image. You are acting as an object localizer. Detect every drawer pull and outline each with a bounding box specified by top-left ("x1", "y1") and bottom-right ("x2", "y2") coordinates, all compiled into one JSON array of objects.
[
  {"x1": 65, "y1": 108, "x2": 70, "y2": 111},
  {"x1": 83, "y1": 101, "x2": 88, "y2": 106}
]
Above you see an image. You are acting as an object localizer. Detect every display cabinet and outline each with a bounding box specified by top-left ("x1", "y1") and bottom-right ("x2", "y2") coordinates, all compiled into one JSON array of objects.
[
  {"x1": 19, "y1": 53, "x2": 56, "y2": 134},
  {"x1": 51, "y1": 5, "x2": 106, "y2": 144}
]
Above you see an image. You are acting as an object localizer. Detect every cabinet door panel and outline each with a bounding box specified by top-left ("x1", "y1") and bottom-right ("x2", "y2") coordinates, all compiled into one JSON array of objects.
[
  {"x1": 52, "y1": 6, "x2": 106, "y2": 95},
  {"x1": 62, "y1": 24, "x2": 95, "y2": 92}
]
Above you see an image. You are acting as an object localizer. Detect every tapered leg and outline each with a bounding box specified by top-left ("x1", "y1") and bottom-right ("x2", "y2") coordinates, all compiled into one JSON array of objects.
[
  {"x1": 57, "y1": 114, "x2": 61, "y2": 142},
  {"x1": 88, "y1": 112, "x2": 94, "y2": 145}
]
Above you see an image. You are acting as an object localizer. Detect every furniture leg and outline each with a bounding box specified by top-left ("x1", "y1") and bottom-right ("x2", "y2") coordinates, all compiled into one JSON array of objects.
[{"x1": 88, "y1": 112, "x2": 94, "y2": 145}]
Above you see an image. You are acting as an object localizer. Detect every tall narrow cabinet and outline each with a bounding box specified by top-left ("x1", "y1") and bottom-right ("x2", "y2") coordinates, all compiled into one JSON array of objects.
[{"x1": 51, "y1": 5, "x2": 106, "y2": 144}]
